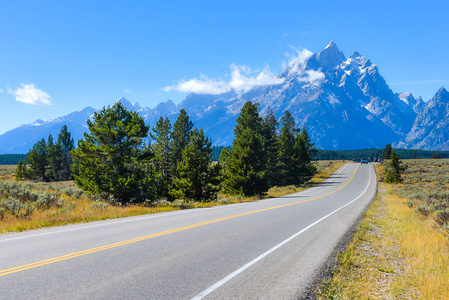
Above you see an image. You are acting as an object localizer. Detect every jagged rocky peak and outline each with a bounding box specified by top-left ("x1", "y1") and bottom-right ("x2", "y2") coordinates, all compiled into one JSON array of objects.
[
  {"x1": 114, "y1": 97, "x2": 142, "y2": 111},
  {"x1": 154, "y1": 99, "x2": 177, "y2": 115},
  {"x1": 32, "y1": 119, "x2": 46, "y2": 126},
  {"x1": 398, "y1": 92, "x2": 415, "y2": 105},
  {"x1": 426, "y1": 87, "x2": 449, "y2": 107},
  {"x1": 398, "y1": 92, "x2": 423, "y2": 113},
  {"x1": 317, "y1": 41, "x2": 346, "y2": 70},
  {"x1": 340, "y1": 50, "x2": 375, "y2": 75},
  {"x1": 435, "y1": 87, "x2": 449, "y2": 100}
]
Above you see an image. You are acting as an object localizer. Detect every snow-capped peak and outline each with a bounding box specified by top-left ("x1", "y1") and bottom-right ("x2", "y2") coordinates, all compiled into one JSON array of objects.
[
  {"x1": 340, "y1": 51, "x2": 374, "y2": 75},
  {"x1": 431, "y1": 87, "x2": 449, "y2": 104},
  {"x1": 324, "y1": 40, "x2": 337, "y2": 50},
  {"x1": 114, "y1": 97, "x2": 142, "y2": 111},
  {"x1": 317, "y1": 41, "x2": 346, "y2": 70},
  {"x1": 31, "y1": 119, "x2": 47, "y2": 126},
  {"x1": 398, "y1": 92, "x2": 414, "y2": 105}
]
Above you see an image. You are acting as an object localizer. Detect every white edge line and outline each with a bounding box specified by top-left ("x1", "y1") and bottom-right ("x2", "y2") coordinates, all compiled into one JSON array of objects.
[{"x1": 191, "y1": 164, "x2": 372, "y2": 300}]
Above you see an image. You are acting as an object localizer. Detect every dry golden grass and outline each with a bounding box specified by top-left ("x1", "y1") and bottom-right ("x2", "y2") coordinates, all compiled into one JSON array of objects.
[
  {"x1": 385, "y1": 191, "x2": 449, "y2": 299},
  {"x1": 0, "y1": 165, "x2": 16, "y2": 181},
  {"x1": 0, "y1": 160, "x2": 345, "y2": 234},
  {"x1": 317, "y1": 162, "x2": 449, "y2": 299}
]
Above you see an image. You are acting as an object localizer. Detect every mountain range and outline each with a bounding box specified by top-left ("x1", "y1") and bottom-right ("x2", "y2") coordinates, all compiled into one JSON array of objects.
[{"x1": 1, "y1": 41, "x2": 448, "y2": 154}]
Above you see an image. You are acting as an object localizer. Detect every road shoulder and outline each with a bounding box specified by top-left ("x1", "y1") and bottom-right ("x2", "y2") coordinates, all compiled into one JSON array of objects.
[{"x1": 316, "y1": 181, "x2": 449, "y2": 299}]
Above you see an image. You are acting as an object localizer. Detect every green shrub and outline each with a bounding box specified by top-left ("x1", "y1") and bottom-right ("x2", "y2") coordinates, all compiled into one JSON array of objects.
[{"x1": 0, "y1": 197, "x2": 35, "y2": 218}]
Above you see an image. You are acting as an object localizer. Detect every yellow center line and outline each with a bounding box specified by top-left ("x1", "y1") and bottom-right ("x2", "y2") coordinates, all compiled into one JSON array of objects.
[{"x1": 0, "y1": 164, "x2": 360, "y2": 277}]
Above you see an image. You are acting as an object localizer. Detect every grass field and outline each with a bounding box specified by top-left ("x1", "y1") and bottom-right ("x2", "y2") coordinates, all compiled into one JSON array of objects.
[
  {"x1": 393, "y1": 159, "x2": 449, "y2": 233},
  {"x1": 317, "y1": 159, "x2": 449, "y2": 299},
  {"x1": 0, "y1": 160, "x2": 344, "y2": 234}
]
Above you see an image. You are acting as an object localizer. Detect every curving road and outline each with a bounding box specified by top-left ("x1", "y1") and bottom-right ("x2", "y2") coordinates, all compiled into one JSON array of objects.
[{"x1": 0, "y1": 163, "x2": 376, "y2": 299}]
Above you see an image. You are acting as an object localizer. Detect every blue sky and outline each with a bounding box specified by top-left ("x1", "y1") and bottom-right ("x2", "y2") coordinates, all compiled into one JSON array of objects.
[{"x1": 1, "y1": 0, "x2": 448, "y2": 135}]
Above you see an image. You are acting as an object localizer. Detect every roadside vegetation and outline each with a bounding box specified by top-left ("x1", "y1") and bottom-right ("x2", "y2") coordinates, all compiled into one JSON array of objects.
[
  {"x1": 0, "y1": 160, "x2": 342, "y2": 233},
  {"x1": 1, "y1": 100, "x2": 337, "y2": 233},
  {"x1": 15, "y1": 101, "x2": 317, "y2": 204},
  {"x1": 317, "y1": 159, "x2": 449, "y2": 299},
  {"x1": 316, "y1": 146, "x2": 449, "y2": 161}
]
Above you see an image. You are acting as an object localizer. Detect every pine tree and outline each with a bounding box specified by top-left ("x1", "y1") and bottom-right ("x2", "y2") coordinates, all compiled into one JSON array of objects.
[
  {"x1": 295, "y1": 127, "x2": 317, "y2": 184},
  {"x1": 15, "y1": 158, "x2": 24, "y2": 181},
  {"x1": 138, "y1": 141, "x2": 160, "y2": 203},
  {"x1": 26, "y1": 138, "x2": 49, "y2": 181},
  {"x1": 71, "y1": 103, "x2": 149, "y2": 204},
  {"x1": 277, "y1": 111, "x2": 297, "y2": 186},
  {"x1": 171, "y1": 109, "x2": 193, "y2": 178},
  {"x1": 151, "y1": 116, "x2": 173, "y2": 200},
  {"x1": 223, "y1": 101, "x2": 268, "y2": 196},
  {"x1": 218, "y1": 146, "x2": 231, "y2": 180},
  {"x1": 262, "y1": 107, "x2": 279, "y2": 187},
  {"x1": 45, "y1": 134, "x2": 61, "y2": 181},
  {"x1": 57, "y1": 125, "x2": 75, "y2": 181},
  {"x1": 173, "y1": 128, "x2": 220, "y2": 202},
  {"x1": 385, "y1": 151, "x2": 407, "y2": 183},
  {"x1": 383, "y1": 144, "x2": 392, "y2": 159}
]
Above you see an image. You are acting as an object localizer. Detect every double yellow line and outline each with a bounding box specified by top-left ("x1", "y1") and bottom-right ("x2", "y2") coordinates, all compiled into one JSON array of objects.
[{"x1": 0, "y1": 164, "x2": 360, "y2": 277}]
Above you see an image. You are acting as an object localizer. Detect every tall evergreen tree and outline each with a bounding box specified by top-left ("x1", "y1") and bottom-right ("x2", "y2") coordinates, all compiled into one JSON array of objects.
[
  {"x1": 262, "y1": 107, "x2": 279, "y2": 187},
  {"x1": 277, "y1": 111, "x2": 297, "y2": 186},
  {"x1": 171, "y1": 109, "x2": 193, "y2": 177},
  {"x1": 15, "y1": 158, "x2": 25, "y2": 181},
  {"x1": 173, "y1": 128, "x2": 220, "y2": 202},
  {"x1": 45, "y1": 134, "x2": 61, "y2": 181},
  {"x1": 383, "y1": 144, "x2": 392, "y2": 159},
  {"x1": 223, "y1": 101, "x2": 268, "y2": 196},
  {"x1": 71, "y1": 103, "x2": 149, "y2": 204},
  {"x1": 26, "y1": 138, "x2": 49, "y2": 181},
  {"x1": 295, "y1": 127, "x2": 317, "y2": 184},
  {"x1": 218, "y1": 146, "x2": 231, "y2": 181},
  {"x1": 151, "y1": 116, "x2": 173, "y2": 200},
  {"x1": 385, "y1": 151, "x2": 407, "y2": 183},
  {"x1": 57, "y1": 125, "x2": 75, "y2": 181}
]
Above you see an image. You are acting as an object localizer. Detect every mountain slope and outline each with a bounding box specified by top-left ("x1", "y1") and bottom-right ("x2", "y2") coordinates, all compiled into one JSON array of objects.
[
  {"x1": 177, "y1": 42, "x2": 418, "y2": 149},
  {"x1": 0, "y1": 107, "x2": 95, "y2": 154},
  {"x1": 1, "y1": 42, "x2": 448, "y2": 153},
  {"x1": 395, "y1": 88, "x2": 449, "y2": 150}
]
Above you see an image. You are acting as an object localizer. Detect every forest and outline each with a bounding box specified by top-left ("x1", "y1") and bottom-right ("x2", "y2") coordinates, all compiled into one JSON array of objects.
[{"x1": 14, "y1": 101, "x2": 317, "y2": 205}]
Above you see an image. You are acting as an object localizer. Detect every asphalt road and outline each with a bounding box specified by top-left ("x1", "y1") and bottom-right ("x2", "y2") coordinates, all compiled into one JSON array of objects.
[{"x1": 0, "y1": 163, "x2": 376, "y2": 299}]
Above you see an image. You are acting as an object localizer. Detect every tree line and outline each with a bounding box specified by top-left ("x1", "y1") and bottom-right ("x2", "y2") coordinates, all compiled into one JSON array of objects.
[
  {"x1": 0, "y1": 154, "x2": 27, "y2": 165},
  {"x1": 15, "y1": 125, "x2": 75, "y2": 182},
  {"x1": 17, "y1": 101, "x2": 317, "y2": 204},
  {"x1": 315, "y1": 147, "x2": 449, "y2": 161}
]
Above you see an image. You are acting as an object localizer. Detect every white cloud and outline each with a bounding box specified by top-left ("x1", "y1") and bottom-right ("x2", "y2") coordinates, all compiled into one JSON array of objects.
[
  {"x1": 163, "y1": 45, "x2": 327, "y2": 95},
  {"x1": 163, "y1": 64, "x2": 284, "y2": 95},
  {"x1": 9, "y1": 83, "x2": 53, "y2": 105},
  {"x1": 286, "y1": 46, "x2": 313, "y2": 74},
  {"x1": 284, "y1": 47, "x2": 325, "y2": 84},
  {"x1": 300, "y1": 70, "x2": 326, "y2": 83},
  {"x1": 123, "y1": 89, "x2": 132, "y2": 93},
  {"x1": 0, "y1": 88, "x2": 3, "y2": 93},
  {"x1": 163, "y1": 76, "x2": 230, "y2": 94}
]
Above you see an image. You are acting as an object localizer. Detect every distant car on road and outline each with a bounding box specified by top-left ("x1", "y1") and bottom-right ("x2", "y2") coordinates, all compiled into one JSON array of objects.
[{"x1": 361, "y1": 157, "x2": 368, "y2": 164}]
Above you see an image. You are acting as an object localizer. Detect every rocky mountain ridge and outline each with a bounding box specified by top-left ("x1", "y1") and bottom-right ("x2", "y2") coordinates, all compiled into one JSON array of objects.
[{"x1": 0, "y1": 42, "x2": 448, "y2": 153}]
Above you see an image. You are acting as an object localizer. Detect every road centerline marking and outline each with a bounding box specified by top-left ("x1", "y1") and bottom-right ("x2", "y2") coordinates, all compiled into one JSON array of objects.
[{"x1": 0, "y1": 164, "x2": 360, "y2": 278}]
